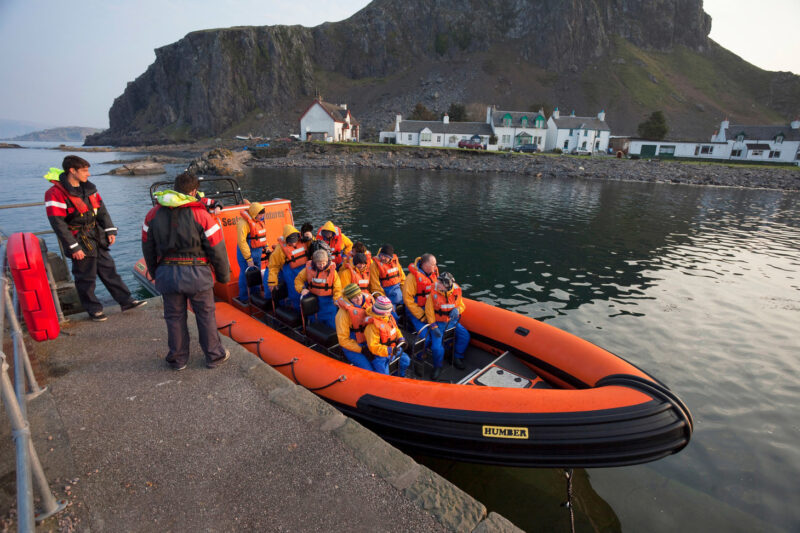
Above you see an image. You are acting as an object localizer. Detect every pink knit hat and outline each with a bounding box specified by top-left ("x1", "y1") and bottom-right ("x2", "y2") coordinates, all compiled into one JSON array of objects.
[{"x1": 372, "y1": 296, "x2": 393, "y2": 316}]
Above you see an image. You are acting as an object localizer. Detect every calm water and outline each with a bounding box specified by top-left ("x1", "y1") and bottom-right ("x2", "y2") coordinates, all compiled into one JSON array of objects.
[{"x1": 2, "y1": 144, "x2": 799, "y2": 532}]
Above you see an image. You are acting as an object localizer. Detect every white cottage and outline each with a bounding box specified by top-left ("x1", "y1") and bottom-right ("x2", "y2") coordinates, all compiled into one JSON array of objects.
[
  {"x1": 299, "y1": 98, "x2": 359, "y2": 142},
  {"x1": 389, "y1": 114, "x2": 494, "y2": 148},
  {"x1": 489, "y1": 108, "x2": 547, "y2": 150},
  {"x1": 711, "y1": 119, "x2": 800, "y2": 163},
  {"x1": 545, "y1": 109, "x2": 611, "y2": 153}
]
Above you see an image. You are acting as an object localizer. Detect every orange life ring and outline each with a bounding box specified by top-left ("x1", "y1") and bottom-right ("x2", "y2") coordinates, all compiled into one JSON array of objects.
[{"x1": 6, "y1": 233, "x2": 60, "y2": 341}]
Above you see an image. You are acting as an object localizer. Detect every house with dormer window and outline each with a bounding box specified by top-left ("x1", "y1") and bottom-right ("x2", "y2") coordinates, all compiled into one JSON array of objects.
[
  {"x1": 299, "y1": 97, "x2": 359, "y2": 142},
  {"x1": 489, "y1": 108, "x2": 548, "y2": 149},
  {"x1": 385, "y1": 113, "x2": 493, "y2": 147},
  {"x1": 545, "y1": 109, "x2": 611, "y2": 153},
  {"x1": 711, "y1": 118, "x2": 800, "y2": 163}
]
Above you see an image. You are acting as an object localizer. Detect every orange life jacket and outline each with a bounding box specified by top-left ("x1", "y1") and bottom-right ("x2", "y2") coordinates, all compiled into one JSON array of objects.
[
  {"x1": 336, "y1": 294, "x2": 374, "y2": 344},
  {"x1": 52, "y1": 182, "x2": 101, "y2": 214},
  {"x1": 277, "y1": 236, "x2": 308, "y2": 269},
  {"x1": 376, "y1": 254, "x2": 403, "y2": 288},
  {"x1": 342, "y1": 262, "x2": 371, "y2": 291},
  {"x1": 316, "y1": 225, "x2": 345, "y2": 265},
  {"x1": 305, "y1": 262, "x2": 336, "y2": 297},
  {"x1": 240, "y1": 209, "x2": 269, "y2": 248},
  {"x1": 372, "y1": 315, "x2": 402, "y2": 351},
  {"x1": 431, "y1": 285, "x2": 463, "y2": 322},
  {"x1": 408, "y1": 261, "x2": 438, "y2": 307}
]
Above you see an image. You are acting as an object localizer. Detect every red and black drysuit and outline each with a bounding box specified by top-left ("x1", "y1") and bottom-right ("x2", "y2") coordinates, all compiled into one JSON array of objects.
[
  {"x1": 142, "y1": 199, "x2": 231, "y2": 368},
  {"x1": 44, "y1": 174, "x2": 134, "y2": 314}
]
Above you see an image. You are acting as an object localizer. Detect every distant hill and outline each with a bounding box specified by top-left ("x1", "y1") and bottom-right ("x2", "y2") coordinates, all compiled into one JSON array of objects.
[
  {"x1": 86, "y1": 0, "x2": 800, "y2": 146},
  {"x1": 12, "y1": 126, "x2": 103, "y2": 142},
  {"x1": 0, "y1": 118, "x2": 54, "y2": 139}
]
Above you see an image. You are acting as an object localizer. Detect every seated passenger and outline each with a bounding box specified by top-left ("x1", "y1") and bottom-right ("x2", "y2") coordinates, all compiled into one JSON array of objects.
[
  {"x1": 300, "y1": 222, "x2": 315, "y2": 249},
  {"x1": 267, "y1": 224, "x2": 308, "y2": 310},
  {"x1": 296, "y1": 249, "x2": 342, "y2": 329},
  {"x1": 339, "y1": 252, "x2": 372, "y2": 295},
  {"x1": 335, "y1": 283, "x2": 376, "y2": 371},
  {"x1": 425, "y1": 272, "x2": 469, "y2": 379},
  {"x1": 364, "y1": 296, "x2": 410, "y2": 377},
  {"x1": 403, "y1": 253, "x2": 439, "y2": 348},
  {"x1": 235, "y1": 202, "x2": 270, "y2": 303},
  {"x1": 369, "y1": 244, "x2": 405, "y2": 315},
  {"x1": 316, "y1": 220, "x2": 353, "y2": 266},
  {"x1": 343, "y1": 241, "x2": 372, "y2": 266}
]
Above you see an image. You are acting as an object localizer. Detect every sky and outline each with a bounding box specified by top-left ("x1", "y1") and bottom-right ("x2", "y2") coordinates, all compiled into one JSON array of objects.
[{"x1": 0, "y1": 0, "x2": 798, "y2": 129}]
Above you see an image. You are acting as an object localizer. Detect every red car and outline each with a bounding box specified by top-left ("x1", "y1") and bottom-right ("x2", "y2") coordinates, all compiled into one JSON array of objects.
[{"x1": 458, "y1": 140, "x2": 485, "y2": 149}]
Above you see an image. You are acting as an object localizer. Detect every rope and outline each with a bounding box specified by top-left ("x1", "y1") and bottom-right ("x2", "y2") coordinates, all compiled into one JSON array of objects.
[
  {"x1": 217, "y1": 321, "x2": 236, "y2": 337},
  {"x1": 307, "y1": 375, "x2": 347, "y2": 391},
  {"x1": 562, "y1": 468, "x2": 575, "y2": 533},
  {"x1": 238, "y1": 338, "x2": 264, "y2": 358}
]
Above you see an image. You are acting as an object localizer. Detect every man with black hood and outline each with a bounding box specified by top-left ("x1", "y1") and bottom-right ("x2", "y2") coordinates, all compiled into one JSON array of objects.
[{"x1": 44, "y1": 155, "x2": 145, "y2": 322}]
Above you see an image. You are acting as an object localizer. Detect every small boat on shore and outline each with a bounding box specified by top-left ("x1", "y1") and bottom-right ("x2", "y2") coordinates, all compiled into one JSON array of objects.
[{"x1": 134, "y1": 178, "x2": 693, "y2": 468}]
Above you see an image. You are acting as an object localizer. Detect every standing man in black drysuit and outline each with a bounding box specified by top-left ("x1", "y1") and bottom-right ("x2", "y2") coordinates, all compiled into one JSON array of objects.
[{"x1": 142, "y1": 171, "x2": 231, "y2": 370}]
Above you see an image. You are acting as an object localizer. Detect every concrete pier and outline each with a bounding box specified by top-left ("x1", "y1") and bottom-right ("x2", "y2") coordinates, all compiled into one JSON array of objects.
[{"x1": 1, "y1": 298, "x2": 521, "y2": 532}]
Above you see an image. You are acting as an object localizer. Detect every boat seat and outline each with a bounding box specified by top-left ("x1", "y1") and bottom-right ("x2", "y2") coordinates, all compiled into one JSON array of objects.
[
  {"x1": 301, "y1": 295, "x2": 339, "y2": 349},
  {"x1": 249, "y1": 290, "x2": 272, "y2": 313},
  {"x1": 395, "y1": 303, "x2": 407, "y2": 328}
]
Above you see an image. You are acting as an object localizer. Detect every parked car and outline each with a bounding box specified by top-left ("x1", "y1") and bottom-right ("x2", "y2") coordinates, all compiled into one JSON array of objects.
[
  {"x1": 458, "y1": 140, "x2": 485, "y2": 149},
  {"x1": 513, "y1": 144, "x2": 538, "y2": 153},
  {"x1": 572, "y1": 148, "x2": 592, "y2": 156}
]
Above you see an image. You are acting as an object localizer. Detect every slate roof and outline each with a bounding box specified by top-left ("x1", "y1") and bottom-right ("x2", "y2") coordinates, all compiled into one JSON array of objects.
[
  {"x1": 745, "y1": 143, "x2": 772, "y2": 151},
  {"x1": 397, "y1": 120, "x2": 493, "y2": 136},
  {"x1": 491, "y1": 110, "x2": 546, "y2": 128},
  {"x1": 551, "y1": 116, "x2": 610, "y2": 131},
  {"x1": 728, "y1": 125, "x2": 800, "y2": 142}
]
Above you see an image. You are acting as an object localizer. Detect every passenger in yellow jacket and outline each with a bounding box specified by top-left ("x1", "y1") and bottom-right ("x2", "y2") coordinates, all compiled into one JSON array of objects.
[
  {"x1": 235, "y1": 202, "x2": 269, "y2": 302},
  {"x1": 267, "y1": 224, "x2": 308, "y2": 309},
  {"x1": 369, "y1": 244, "x2": 406, "y2": 317},
  {"x1": 295, "y1": 249, "x2": 342, "y2": 329},
  {"x1": 339, "y1": 252, "x2": 371, "y2": 295},
  {"x1": 363, "y1": 296, "x2": 409, "y2": 377},
  {"x1": 316, "y1": 220, "x2": 353, "y2": 266},
  {"x1": 335, "y1": 283, "x2": 377, "y2": 371},
  {"x1": 425, "y1": 272, "x2": 469, "y2": 378},
  {"x1": 402, "y1": 253, "x2": 439, "y2": 331}
]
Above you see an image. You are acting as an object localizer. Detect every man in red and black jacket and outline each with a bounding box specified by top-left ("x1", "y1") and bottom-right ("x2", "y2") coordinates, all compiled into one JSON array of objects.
[
  {"x1": 142, "y1": 172, "x2": 231, "y2": 370},
  {"x1": 45, "y1": 155, "x2": 145, "y2": 322}
]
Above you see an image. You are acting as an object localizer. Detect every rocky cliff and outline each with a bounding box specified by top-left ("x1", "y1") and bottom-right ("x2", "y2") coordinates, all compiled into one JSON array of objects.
[{"x1": 86, "y1": 0, "x2": 799, "y2": 145}]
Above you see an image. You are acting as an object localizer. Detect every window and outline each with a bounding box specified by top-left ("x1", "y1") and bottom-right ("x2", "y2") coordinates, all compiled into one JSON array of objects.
[
  {"x1": 536, "y1": 118, "x2": 545, "y2": 128},
  {"x1": 736, "y1": 134, "x2": 744, "y2": 143},
  {"x1": 436, "y1": 135, "x2": 441, "y2": 143},
  {"x1": 563, "y1": 140, "x2": 569, "y2": 149},
  {"x1": 776, "y1": 135, "x2": 784, "y2": 144},
  {"x1": 796, "y1": 151, "x2": 800, "y2": 160},
  {"x1": 769, "y1": 151, "x2": 781, "y2": 158},
  {"x1": 521, "y1": 117, "x2": 528, "y2": 128},
  {"x1": 502, "y1": 135, "x2": 511, "y2": 144},
  {"x1": 584, "y1": 129, "x2": 588, "y2": 136},
  {"x1": 569, "y1": 129, "x2": 574, "y2": 136},
  {"x1": 503, "y1": 113, "x2": 512, "y2": 127},
  {"x1": 658, "y1": 145, "x2": 676, "y2": 156},
  {"x1": 581, "y1": 141, "x2": 587, "y2": 149},
  {"x1": 420, "y1": 132, "x2": 431, "y2": 142},
  {"x1": 595, "y1": 141, "x2": 600, "y2": 150},
  {"x1": 533, "y1": 136, "x2": 542, "y2": 145},
  {"x1": 408, "y1": 134, "x2": 412, "y2": 141},
  {"x1": 751, "y1": 150, "x2": 764, "y2": 157},
  {"x1": 731, "y1": 149, "x2": 742, "y2": 157},
  {"x1": 700, "y1": 145, "x2": 714, "y2": 155}
]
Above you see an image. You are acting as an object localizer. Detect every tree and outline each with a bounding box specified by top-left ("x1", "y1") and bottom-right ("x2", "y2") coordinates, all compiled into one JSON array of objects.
[
  {"x1": 409, "y1": 102, "x2": 438, "y2": 121},
  {"x1": 637, "y1": 111, "x2": 668, "y2": 140},
  {"x1": 446, "y1": 103, "x2": 467, "y2": 122}
]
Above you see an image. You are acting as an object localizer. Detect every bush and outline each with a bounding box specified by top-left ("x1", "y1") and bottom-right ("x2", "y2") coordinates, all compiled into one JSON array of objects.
[
  {"x1": 552, "y1": 148, "x2": 563, "y2": 154},
  {"x1": 637, "y1": 111, "x2": 668, "y2": 140},
  {"x1": 488, "y1": 134, "x2": 498, "y2": 145}
]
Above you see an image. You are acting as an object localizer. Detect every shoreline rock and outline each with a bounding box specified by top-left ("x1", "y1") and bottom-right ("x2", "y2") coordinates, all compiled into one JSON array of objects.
[
  {"x1": 0, "y1": 142, "x2": 23, "y2": 149},
  {"x1": 108, "y1": 161, "x2": 166, "y2": 176},
  {"x1": 244, "y1": 144, "x2": 800, "y2": 192}
]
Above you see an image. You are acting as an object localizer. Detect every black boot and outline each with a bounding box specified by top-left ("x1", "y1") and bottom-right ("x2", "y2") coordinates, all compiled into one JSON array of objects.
[
  {"x1": 432, "y1": 367, "x2": 442, "y2": 380},
  {"x1": 453, "y1": 357, "x2": 465, "y2": 370}
]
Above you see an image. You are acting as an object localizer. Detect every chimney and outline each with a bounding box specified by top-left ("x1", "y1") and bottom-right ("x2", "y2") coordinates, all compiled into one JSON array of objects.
[
  {"x1": 597, "y1": 109, "x2": 606, "y2": 121},
  {"x1": 791, "y1": 118, "x2": 800, "y2": 130},
  {"x1": 720, "y1": 117, "x2": 729, "y2": 131},
  {"x1": 486, "y1": 106, "x2": 493, "y2": 124},
  {"x1": 395, "y1": 114, "x2": 402, "y2": 132},
  {"x1": 553, "y1": 107, "x2": 560, "y2": 119},
  {"x1": 443, "y1": 114, "x2": 449, "y2": 124}
]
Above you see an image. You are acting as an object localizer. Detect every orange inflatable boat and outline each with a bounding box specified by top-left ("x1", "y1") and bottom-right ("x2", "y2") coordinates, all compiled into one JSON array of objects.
[{"x1": 134, "y1": 180, "x2": 693, "y2": 468}]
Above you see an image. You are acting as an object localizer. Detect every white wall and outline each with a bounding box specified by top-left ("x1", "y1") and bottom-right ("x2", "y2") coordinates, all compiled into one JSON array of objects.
[{"x1": 300, "y1": 103, "x2": 335, "y2": 141}]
